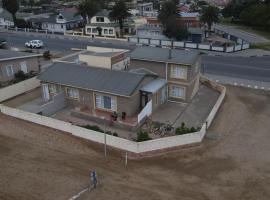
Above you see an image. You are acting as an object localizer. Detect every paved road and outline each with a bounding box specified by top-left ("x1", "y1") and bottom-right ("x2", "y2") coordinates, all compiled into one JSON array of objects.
[
  {"x1": 215, "y1": 24, "x2": 269, "y2": 44},
  {"x1": 0, "y1": 31, "x2": 135, "y2": 51},
  {"x1": 1, "y1": 31, "x2": 270, "y2": 89}
]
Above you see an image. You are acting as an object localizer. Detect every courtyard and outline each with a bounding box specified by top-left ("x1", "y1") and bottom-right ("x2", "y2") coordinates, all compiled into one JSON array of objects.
[{"x1": 0, "y1": 86, "x2": 269, "y2": 200}]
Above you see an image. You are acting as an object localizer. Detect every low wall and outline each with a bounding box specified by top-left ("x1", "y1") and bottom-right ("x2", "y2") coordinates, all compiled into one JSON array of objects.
[
  {"x1": 0, "y1": 78, "x2": 226, "y2": 155},
  {"x1": 0, "y1": 77, "x2": 40, "y2": 102}
]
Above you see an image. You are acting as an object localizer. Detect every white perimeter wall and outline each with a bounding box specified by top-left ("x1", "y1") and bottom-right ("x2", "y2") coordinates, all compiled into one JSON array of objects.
[{"x1": 0, "y1": 77, "x2": 40, "y2": 102}]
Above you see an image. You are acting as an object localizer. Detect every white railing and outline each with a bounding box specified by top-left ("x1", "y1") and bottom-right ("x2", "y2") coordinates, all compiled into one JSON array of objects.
[{"x1": 138, "y1": 100, "x2": 152, "y2": 124}]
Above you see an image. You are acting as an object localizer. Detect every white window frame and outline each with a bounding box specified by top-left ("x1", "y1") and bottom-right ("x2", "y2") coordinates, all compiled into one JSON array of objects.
[
  {"x1": 66, "y1": 87, "x2": 79, "y2": 99},
  {"x1": 170, "y1": 65, "x2": 187, "y2": 79},
  {"x1": 95, "y1": 93, "x2": 117, "y2": 111},
  {"x1": 20, "y1": 61, "x2": 28, "y2": 73},
  {"x1": 170, "y1": 85, "x2": 185, "y2": 99},
  {"x1": 5, "y1": 65, "x2": 14, "y2": 77}
]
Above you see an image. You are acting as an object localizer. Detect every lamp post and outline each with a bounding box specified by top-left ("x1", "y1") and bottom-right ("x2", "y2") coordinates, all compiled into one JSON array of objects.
[{"x1": 102, "y1": 117, "x2": 107, "y2": 159}]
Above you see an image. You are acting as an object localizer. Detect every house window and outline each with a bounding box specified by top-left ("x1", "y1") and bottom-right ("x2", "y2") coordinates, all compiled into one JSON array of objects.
[
  {"x1": 96, "y1": 17, "x2": 104, "y2": 22},
  {"x1": 170, "y1": 85, "x2": 185, "y2": 98},
  {"x1": 86, "y1": 28, "x2": 91, "y2": 33},
  {"x1": 61, "y1": 25, "x2": 64, "y2": 29},
  {"x1": 48, "y1": 84, "x2": 58, "y2": 94},
  {"x1": 5, "y1": 65, "x2": 14, "y2": 76},
  {"x1": 104, "y1": 28, "x2": 108, "y2": 34},
  {"x1": 95, "y1": 94, "x2": 116, "y2": 111},
  {"x1": 171, "y1": 65, "x2": 187, "y2": 79},
  {"x1": 92, "y1": 28, "x2": 97, "y2": 33},
  {"x1": 109, "y1": 29, "x2": 113, "y2": 35},
  {"x1": 20, "y1": 61, "x2": 28, "y2": 73},
  {"x1": 66, "y1": 88, "x2": 79, "y2": 99}
]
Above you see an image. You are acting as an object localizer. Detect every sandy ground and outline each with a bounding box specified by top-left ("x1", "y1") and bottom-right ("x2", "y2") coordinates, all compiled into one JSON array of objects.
[{"x1": 0, "y1": 86, "x2": 270, "y2": 200}]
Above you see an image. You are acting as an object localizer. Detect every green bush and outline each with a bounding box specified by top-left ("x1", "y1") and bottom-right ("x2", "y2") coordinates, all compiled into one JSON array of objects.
[
  {"x1": 137, "y1": 131, "x2": 151, "y2": 142},
  {"x1": 175, "y1": 122, "x2": 199, "y2": 135},
  {"x1": 81, "y1": 124, "x2": 119, "y2": 137}
]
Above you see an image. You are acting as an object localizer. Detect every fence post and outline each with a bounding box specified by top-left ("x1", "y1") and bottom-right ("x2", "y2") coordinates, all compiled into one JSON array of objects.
[{"x1": 15, "y1": 27, "x2": 18, "y2": 32}]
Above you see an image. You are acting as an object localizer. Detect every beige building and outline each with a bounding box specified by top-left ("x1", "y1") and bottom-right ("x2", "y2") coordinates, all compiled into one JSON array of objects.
[
  {"x1": 129, "y1": 46, "x2": 201, "y2": 103},
  {"x1": 0, "y1": 49, "x2": 41, "y2": 86}
]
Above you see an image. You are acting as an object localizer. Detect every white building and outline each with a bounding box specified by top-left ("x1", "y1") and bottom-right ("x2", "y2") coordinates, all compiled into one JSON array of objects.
[
  {"x1": 31, "y1": 10, "x2": 83, "y2": 33},
  {"x1": 85, "y1": 10, "x2": 135, "y2": 38}
]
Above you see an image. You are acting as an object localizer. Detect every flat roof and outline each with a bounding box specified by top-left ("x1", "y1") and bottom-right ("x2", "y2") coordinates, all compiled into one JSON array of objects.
[
  {"x1": 140, "y1": 78, "x2": 167, "y2": 93},
  {"x1": 81, "y1": 51, "x2": 122, "y2": 57},
  {"x1": 130, "y1": 46, "x2": 199, "y2": 65},
  {"x1": 38, "y1": 62, "x2": 145, "y2": 97}
]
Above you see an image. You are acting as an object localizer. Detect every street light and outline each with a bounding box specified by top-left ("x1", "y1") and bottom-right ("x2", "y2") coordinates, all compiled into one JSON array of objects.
[{"x1": 101, "y1": 116, "x2": 107, "y2": 159}]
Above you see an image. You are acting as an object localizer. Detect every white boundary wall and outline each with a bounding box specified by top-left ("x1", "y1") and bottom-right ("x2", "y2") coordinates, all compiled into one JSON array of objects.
[
  {"x1": 0, "y1": 78, "x2": 226, "y2": 154},
  {"x1": 0, "y1": 77, "x2": 40, "y2": 102},
  {"x1": 138, "y1": 100, "x2": 152, "y2": 124}
]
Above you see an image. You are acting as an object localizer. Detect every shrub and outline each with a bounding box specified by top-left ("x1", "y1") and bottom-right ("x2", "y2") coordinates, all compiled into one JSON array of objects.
[
  {"x1": 13, "y1": 70, "x2": 30, "y2": 83},
  {"x1": 175, "y1": 122, "x2": 199, "y2": 135},
  {"x1": 43, "y1": 50, "x2": 52, "y2": 60},
  {"x1": 137, "y1": 131, "x2": 151, "y2": 142}
]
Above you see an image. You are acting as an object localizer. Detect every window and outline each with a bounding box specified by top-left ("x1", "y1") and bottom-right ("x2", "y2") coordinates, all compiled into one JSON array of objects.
[
  {"x1": 87, "y1": 28, "x2": 91, "y2": 33},
  {"x1": 5, "y1": 65, "x2": 14, "y2": 76},
  {"x1": 170, "y1": 85, "x2": 185, "y2": 98},
  {"x1": 109, "y1": 29, "x2": 113, "y2": 35},
  {"x1": 171, "y1": 65, "x2": 187, "y2": 79},
  {"x1": 95, "y1": 94, "x2": 116, "y2": 111},
  {"x1": 103, "y1": 28, "x2": 108, "y2": 34},
  {"x1": 20, "y1": 62, "x2": 28, "y2": 73},
  {"x1": 96, "y1": 17, "x2": 104, "y2": 22},
  {"x1": 49, "y1": 84, "x2": 58, "y2": 94},
  {"x1": 92, "y1": 28, "x2": 97, "y2": 33},
  {"x1": 66, "y1": 88, "x2": 79, "y2": 99}
]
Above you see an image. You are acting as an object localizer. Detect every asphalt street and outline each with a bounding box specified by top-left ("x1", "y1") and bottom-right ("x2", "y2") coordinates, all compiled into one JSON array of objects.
[{"x1": 1, "y1": 31, "x2": 270, "y2": 89}]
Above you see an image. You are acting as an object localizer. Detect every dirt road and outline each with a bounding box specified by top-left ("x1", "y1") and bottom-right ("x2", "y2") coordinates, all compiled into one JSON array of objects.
[{"x1": 0, "y1": 86, "x2": 270, "y2": 200}]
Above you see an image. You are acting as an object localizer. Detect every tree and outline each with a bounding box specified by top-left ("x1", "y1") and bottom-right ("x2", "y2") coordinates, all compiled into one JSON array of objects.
[
  {"x1": 200, "y1": 6, "x2": 219, "y2": 32},
  {"x1": 109, "y1": 0, "x2": 131, "y2": 37},
  {"x1": 158, "y1": 0, "x2": 188, "y2": 40},
  {"x1": 77, "y1": 0, "x2": 100, "y2": 24},
  {"x1": 163, "y1": 16, "x2": 188, "y2": 40},
  {"x1": 2, "y1": 0, "x2": 19, "y2": 26},
  {"x1": 158, "y1": 0, "x2": 178, "y2": 25}
]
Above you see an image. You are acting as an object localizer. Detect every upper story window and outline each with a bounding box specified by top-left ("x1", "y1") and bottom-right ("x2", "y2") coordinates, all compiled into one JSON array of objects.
[
  {"x1": 96, "y1": 17, "x2": 104, "y2": 22},
  {"x1": 5, "y1": 65, "x2": 14, "y2": 77},
  {"x1": 170, "y1": 65, "x2": 187, "y2": 79},
  {"x1": 66, "y1": 88, "x2": 79, "y2": 99}
]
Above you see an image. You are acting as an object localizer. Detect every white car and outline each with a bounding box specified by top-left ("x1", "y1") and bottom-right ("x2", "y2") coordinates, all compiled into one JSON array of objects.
[{"x1": 25, "y1": 40, "x2": 44, "y2": 48}]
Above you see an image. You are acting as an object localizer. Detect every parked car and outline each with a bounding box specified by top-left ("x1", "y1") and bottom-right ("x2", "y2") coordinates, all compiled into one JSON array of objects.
[
  {"x1": 25, "y1": 40, "x2": 44, "y2": 48},
  {"x1": 0, "y1": 38, "x2": 7, "y2": 46}
]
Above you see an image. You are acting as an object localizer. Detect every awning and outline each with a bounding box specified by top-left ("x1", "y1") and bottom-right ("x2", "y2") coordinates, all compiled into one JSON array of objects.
[{"x1": 140, "y1": 78, "x2": 167, "y2": 93}]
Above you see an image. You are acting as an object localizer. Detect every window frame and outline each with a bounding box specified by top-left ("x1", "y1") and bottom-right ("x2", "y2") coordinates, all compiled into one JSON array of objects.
[
  {"x1": 169, "y1": 85, "x2": 185, "y2": 99},
  {"x1": 5, "y1": 65, "x2": 14, "y2": 77},
  {"x1": 170, "y1": 65, "x2": 187, "y2": 80},
  {"x1": 66, "y1": 87, "x2": 79, "y2": 100},
  {"x1": 95, "y1": 93, "x2": 117, "y2": 112}
]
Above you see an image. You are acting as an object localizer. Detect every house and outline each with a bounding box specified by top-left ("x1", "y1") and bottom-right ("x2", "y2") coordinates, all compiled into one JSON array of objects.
[
  {"x1": 136, "y1": 24, "x2": 168, "y2": 40},
  {"x1": 79, "y1": 46, "x2": 130, "y2": 71},
  {"x1": 85, "y1": 10, "x2": 135, "y2": 37},
  {"x1": 137, "y1": 2, "x2": 156, "y2": 17},
  {"x1": 38, "y1": 62, "x2": 159, "y2": 118},
  {"x1": 129, "y1": 46, "x2": 201, "y2": 103},
  {"x1": 31, "y1": 10, "x2": 83, "y2": 33},
  {"x1": 146, "y1": 12, "x2": 200, "y2": 28},
  {"x1": 0, "y1": 49, "x2": 41, "y2": 85}
]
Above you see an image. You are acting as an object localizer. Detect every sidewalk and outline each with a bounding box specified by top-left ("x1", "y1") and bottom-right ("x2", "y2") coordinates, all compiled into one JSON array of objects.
[{"x1": 202, "y1": 48, "x2": 270, "y2": 57}]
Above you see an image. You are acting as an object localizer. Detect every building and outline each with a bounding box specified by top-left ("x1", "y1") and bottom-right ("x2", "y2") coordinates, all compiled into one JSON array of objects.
[
  {"x1": 85, "y1": 10, "x2": 135, "y2": 38},
  {"x1": 137, "y1": 2, "x2": 157, "y2": 17},
  {"x1": 136, "y1": 24, "x2": 168, "y2": 40},
  {"x1": 31, "y1": 10, "x2": 83, "y2": 33},
  {"x1": 79, "y1": 46, "x2": 130, "y2": 71},
  {"x1": 0, "y1": 8, "x2": 31, "y2": 27},
  {"x1": 38, "y1": 62, "x2": 157, "y2": 118},
  {"x1": 146, "y1": 12, "x2": 200, "y2": 28},
  {"x1": 129, "y1": 46, "x2": 201, "y2": 103},
  {"x1": 0, "y1": 49, "x2": 41, "y2": 85}
]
